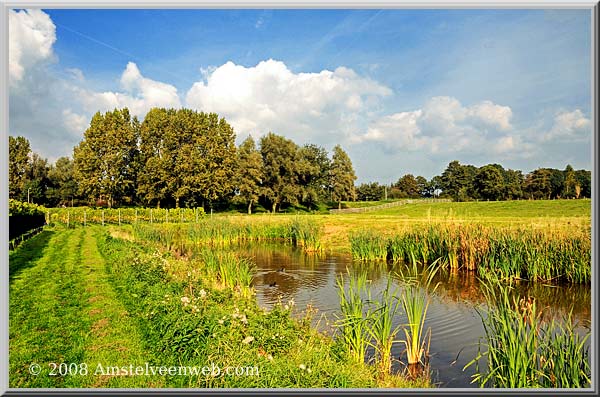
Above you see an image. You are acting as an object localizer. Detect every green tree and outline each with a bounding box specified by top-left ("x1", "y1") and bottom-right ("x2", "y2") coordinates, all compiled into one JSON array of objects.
[
  {"x1": 47, "y1": 157, "x2": 78, "y2": 206},
  {"x1": 9, "y1": 136, "x2": 31, "y2": 199},
  {"x1": 329, "y1": 145, "x2": 357, "y2": 209},
  {"x1": 563, "y1": 165, "x2": 577, "y2": 198},
  {"x1": 441, "y1": 161, "x2": 472, "y2": 201},
  {"x1": 235, "y1": 136, "x2": 264, "y2": 214},
  {"x1": 395, "y1": 174, "x2": 420, "y2": 198},
  {"x1": 260, "y1": 132, "x2": 300, "y2": 213},
  {"x1": 502, "y1": 169, "x2": 524, "y2": 200},
  {"x1": 574, "y1": 169, "x2": 591, "y2": 198},
  {"x1": 524, "y1": 168, "x2": 552, "y2": 199},
  {"x1": 297, "y1": 144, "x2": 331, "y2": 209},
  {"x1": 356, "y1": 182, "x2": 384, "y2": 201},
  {"x1": 73, "y1": 108, "x2": 138, "y2": 207},
  {"x1": 474, "y1": 165, "x2": 505, "y2": 201}
]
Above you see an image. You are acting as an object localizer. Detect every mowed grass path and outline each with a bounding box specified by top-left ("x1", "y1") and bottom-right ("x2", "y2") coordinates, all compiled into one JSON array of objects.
[{"x1": 9, "y1": 227, "x2": 162, "y2": 388}]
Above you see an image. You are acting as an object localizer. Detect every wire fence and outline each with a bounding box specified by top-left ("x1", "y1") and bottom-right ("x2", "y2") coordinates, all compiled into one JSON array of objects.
[{"x1": 46, "y1": 207, "x2": 207, "y2": 228}]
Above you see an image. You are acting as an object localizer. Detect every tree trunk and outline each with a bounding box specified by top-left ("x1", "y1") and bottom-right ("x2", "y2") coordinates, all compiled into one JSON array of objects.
[
  {"x1": 175, "y1": 197, "x2": 180, "y2": 209},
  {"x1": 338, "y1": 201, "x2": 341, "y2": 210},
  {"x1": 248, "y1": 199, "x2": 253, "y2": 215},
  {"x1": 157, "y1": 200, "x2": 161, "y2": 209},
  {"x1": 272, "y1": 202, "x2": 277, "y2": 213}
]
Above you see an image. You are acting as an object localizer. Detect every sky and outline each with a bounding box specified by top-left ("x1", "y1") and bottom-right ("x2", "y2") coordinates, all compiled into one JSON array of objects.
[{"x1": 8, "y1": 8, "x2": 593, "y2": 183}]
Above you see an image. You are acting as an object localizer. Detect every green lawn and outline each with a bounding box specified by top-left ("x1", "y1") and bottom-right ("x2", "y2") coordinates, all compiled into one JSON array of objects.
[{"x1": 366, "y1": 198, "x2": 591, "y2": 219}]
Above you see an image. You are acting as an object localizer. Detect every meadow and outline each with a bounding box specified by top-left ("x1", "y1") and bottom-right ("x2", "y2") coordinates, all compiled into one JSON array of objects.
[{"x1": 9, "y1": 199, "x2": 592, "y2": 388}]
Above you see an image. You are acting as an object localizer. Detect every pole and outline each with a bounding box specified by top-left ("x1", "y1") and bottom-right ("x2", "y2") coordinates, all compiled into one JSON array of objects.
[
  {"x1": 118, "y1": 209, "x2": 121, "y2": 226},
  {"x1": 102, "y1": 210, "x2": 105, "y2": 226},
  {"x1": 150, "y1": 209, "x2": 153, "y2": 224},
  {"x1": 27, "y1": 188, "x2": 30, "y2": 203}
]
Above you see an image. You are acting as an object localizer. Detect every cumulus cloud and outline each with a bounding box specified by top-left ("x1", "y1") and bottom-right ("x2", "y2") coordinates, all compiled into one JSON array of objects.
[
  {"x1": 62, "y1": 108, "x2": 88, "y2": 134},
  {"x1": 9, "y1": 9, "x2": 56, "y2": 82},
  {"x1": 185, "y1": 59, "x2": 392, "y2": 143},
  {"x1": 353, "y1": 96, "x2": 518, "y2": 156},
  {"x1": 76, "y1": 62, "x2": 181, "y2": 117},
  {"x1": 540, "y1": 109, "x2": 591, "y2": 142}
]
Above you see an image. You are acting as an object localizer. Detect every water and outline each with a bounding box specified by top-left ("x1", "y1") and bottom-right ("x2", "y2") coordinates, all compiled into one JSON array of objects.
[{"x1": 239, "y1": 243, "x2": 591, "y2": 388}]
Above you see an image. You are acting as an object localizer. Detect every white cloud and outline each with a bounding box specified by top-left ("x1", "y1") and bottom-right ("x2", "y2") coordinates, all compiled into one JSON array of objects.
[
  {"x1": 185, "y1": 59, "x2": 392, "y2": 143},
  {"x1": 354, "y1": 96, "x2": 517, "y2": 156},
  {"x1": 541, "y1": 109, "x2": 590, "y2": 142},
  {"x1": 77, "y1": 62, "x2": 181, "y2": 117},
  {"x1": 62, "y1": 108, "x2": 88, "y2": 134},
  {"x1": 9, "y1": 9, "x2": 56, "y2": 82}
]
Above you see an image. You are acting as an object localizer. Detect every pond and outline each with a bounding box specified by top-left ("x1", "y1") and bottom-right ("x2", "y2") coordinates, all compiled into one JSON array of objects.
[{"x1": 238, "y1": 243, "x2": 591, "y2": 388}]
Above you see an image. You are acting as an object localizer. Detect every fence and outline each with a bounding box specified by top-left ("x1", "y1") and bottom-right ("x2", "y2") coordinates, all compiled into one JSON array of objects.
[
  {"x1": 329, "y1": 198, "x2": 452, "y2": 214},
  {"x1": 9, "y1": 226, "x2": 45, "y2": 251},
  {"x1": 46, "y1": 207, "x2": 206, "y2": 228}
]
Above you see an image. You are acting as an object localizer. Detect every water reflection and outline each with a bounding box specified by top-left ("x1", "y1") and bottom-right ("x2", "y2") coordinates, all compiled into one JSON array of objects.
[{"x1": 236, "y1": 243, "x2": 591, "y2": 388}]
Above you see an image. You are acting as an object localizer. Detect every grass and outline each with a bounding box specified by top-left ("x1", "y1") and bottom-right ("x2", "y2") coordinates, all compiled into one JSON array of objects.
[
  {"x1": 9, "y1": 224, "x2": 429, "y2": 388},
  {"x1": 9, "y1": 227, "x2": 159, "y2": 387},
  {"x1": 465, "y1": 274, "x2": 591, "y2": 388}
]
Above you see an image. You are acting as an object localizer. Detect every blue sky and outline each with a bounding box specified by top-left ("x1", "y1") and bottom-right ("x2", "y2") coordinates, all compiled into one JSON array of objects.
[{"x1": 9, "y1": 8, "x2": 592, "y2": 182}]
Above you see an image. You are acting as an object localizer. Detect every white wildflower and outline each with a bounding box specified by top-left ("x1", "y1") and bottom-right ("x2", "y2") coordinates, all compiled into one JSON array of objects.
[
  {"x1": 299, "y1": 364, "x2": 306, "y2": 370},
  {"x1": 242, "y1": 336, "x2": 254, "y2": 344}
]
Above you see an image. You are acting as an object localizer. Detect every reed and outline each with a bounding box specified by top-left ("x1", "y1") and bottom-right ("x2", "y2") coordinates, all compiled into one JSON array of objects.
[
  {"x1": 466, "y1": 274, "x2": 591, "y2": 388},
  {"x1": 349, "y1": 231, "x2": 388, "y2": 261},
  {"x1": 366, "y1": 277, "x2": 402, "y2": 375},
  {"x1": 289, "y1": 217, "x2": 323, "y2": 252},
  {"x1": 349, "y1": 223, "x2": 590, "y2": 283},
  {"x1": 336, "y1": 269, "x2": 371, "y2": 364},
  {"x1": 397, "y1": 254, "x2": 440, "y2": 366},
  {"x1": 197, "y1": 250, "x2": 255, "y2": 298}
]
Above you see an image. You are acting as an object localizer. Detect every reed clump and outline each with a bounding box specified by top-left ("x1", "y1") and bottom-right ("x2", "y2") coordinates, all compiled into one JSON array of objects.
[
  {"x1": 465, "y1": 274, "x2": 591, "y2": 388},
  {"x1": 348, "y1": 223, "x2": 590, "y2": 283}
]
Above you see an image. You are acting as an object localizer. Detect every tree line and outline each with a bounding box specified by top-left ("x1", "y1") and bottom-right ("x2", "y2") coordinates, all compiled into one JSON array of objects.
[
  {"x1": 9, "y1": 107, "x2": 591, "y2": 211},
  {"x1": 9, "y1": 107, "x2": 357, "y2": 212},
  {"x1": 357, "y1": 160, "x2": 591, "y2": 202}
]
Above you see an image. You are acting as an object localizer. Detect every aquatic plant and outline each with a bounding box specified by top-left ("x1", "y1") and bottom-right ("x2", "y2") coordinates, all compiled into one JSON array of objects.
[{"x1": 465, "y1": 274, "x2": 591, "y2": 388}]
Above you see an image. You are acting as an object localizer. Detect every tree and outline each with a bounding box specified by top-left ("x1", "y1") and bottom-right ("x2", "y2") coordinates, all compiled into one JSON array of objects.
[
  {"x1": 441, "y1": 161, "x2": 472, "y2": 201},
  {"x1": 356, "y1": 182, "x2": 384, "y2": 201},
  {"x1": 138, "y1": 108, "x2": 237, "y2": 209},
  {"x1": 524, "y1": 168, "x2": 552, "y2": 199},
  {"x1": 73, "y1": 108, "x2": 138, "y2": 207},
  {"x1": 574, "y1": 169, "x2": 591, "y2": 198},
  {"x1": 297, "y1": 144, "x2": 331, "y2": 209},
  {"x1": 260, "y1": 133, "x2": 301, "y2": 213},
  {"x1": 415, "y1": 176, "x2": 431, "y2": 198},
  {"x1": 502, "y1": 169, "x2": 524, "y2": 200},
  {"x1": 395, "y1": 174, "x2": 420, "y2": 198},
  {"x1": 9, "y1": 136, "x2": 31, "y2": 199},
  {"x1": 329, "y1": 145, "x2": 357, "y2": 209},
  {"x1": 47, "y1": 157, "x2": 78, "y2": 206},
  {"x1": 235, "y1": 136, "x2": 264, "y2": 214},
  {"x1": 474, "y1": 165, "x2": 504, "y2": 201},
  {"x1": 563, "y1": 165, "x2": 577, "y2": 199},
  {"x1": 183, "y1": 112, "x2": 237, "y2": 209}
]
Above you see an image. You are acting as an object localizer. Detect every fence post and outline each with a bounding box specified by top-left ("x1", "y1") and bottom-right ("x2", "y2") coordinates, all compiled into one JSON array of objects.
[
  {"x1": 102, "y1": 210, "x2": 105, "y2": 226},
  {"x1": 118, "y1": 209, "x2": 121, "y2": 226},
  {"x1": 84, "y1": 209, "x2": 86, "y2": 227}
]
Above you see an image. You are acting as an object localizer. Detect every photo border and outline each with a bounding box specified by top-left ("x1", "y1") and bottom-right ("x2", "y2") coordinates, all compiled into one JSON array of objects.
[{"x1": 1, "y1": 1, "x2": 598, "y2": 396}]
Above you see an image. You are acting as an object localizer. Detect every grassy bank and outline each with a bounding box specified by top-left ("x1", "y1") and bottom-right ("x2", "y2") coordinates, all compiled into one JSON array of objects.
[{"x1": 9, "y1": 226, "x2": 428, "y2": 388}]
